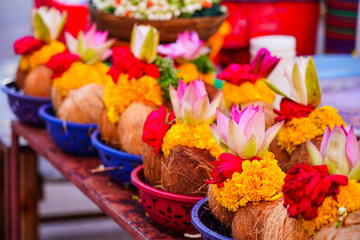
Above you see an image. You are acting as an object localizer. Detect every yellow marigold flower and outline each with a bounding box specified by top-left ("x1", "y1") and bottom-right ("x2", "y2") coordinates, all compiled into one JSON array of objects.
[
  {"x1": 213, "y1": 152, "x2": 285, "y2": 211},
  {"x1": 162, "y1": 121, "x2": 223, "y2": 159},
  {"x1": 177, "y1": 63, "x2": 200, "y2": 84},
  {"x1": 301, "y1": 180, "x2": 360, "y2": 236},
  {"x1": 222, "y1": 80, "x2": 275, "y2": 108},
  {"x1": 104, "y1": 74, "x2": 163, "y2": 124},
  {"x1": 19, "y1": 41, "x2": 66, "y2": 72},
  {"x1": 52, "y1": 61, "x2": 109, "y2": 97},
  {"x1": 277, "y1": 106, "x2": 344, "y2": 154}
]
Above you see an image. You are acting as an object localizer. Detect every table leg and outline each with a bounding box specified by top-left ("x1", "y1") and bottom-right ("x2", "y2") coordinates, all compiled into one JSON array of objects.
[{"x1": 10, "y1": 126, "x2": 19, "y2": 240}]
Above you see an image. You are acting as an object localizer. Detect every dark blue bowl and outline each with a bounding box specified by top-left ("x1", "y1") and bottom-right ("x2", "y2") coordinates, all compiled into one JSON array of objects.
[
  {"x1": 91, "y1": 130, "x2": 143, "y2": 185},
  {"x1": 1, "y1": 78, "x2": 50, "y2": 127},
  {"x1": 191, "y1": 198, "x2": 233, "y2": 240},
  {"x1": 39, "y1": 103, "x2": 98, "y2": 156}
]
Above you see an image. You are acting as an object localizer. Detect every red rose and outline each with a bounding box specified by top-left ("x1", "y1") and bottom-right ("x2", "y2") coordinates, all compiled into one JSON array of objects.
[
  {"x1": 144, "y1": 64, "x2": 160, "y2": 79},
  {"x1": 128, "y1": 62, "x2": 146, "y2": 80},
  {"x1": 206, "y1": 153, "x2": 244, "y2": 187},
  {"x1": 14, "y1": 36, "x2": 45, "y2": 55},
  {"x1": 142, "y1": 106, "x2": 175, "y2": 155},
  {"x1": 216, "y1": 64, "x2": 257, "y2": 86},
  {"x1": 274, "y1": 98, "x2": 315, "y2": 122},
  {"x1": 46, "y1": 51, "x2": 79, "y2": 79},
  {"x1": 282, "y1": 163, "x2": 348, "y2": 220}
]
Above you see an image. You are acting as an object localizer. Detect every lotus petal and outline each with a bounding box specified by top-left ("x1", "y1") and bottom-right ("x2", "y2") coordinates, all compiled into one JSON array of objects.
[
  {"x1": 346, "y1": 126, "x2": 360, "y2": 168},
  {"x1": 306, "y1": 138, "x2": 323, "y2": 166}
]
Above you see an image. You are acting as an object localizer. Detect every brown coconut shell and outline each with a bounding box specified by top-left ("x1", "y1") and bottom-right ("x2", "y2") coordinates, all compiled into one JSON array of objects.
[
  {"x1": 288, "y1": 138, "x2": 322, "y2": 169},
  {"x1": 161, "y1": 145, "x2": 215, "y2": 197},
  {"x1": 207, "y1": 184, "x2": 236, "y2": 228},
  {"x1": 98, "y1": 108, "x2": 121, "y2": 149},
  {"x1": 23, "y1": 65, "x2": 53, "y2": 97},
  {"x1": 15, "y1": 65, "x2": 27, "y2": 89},
  {"x1": 117, "y1": 102, "x2": 156, "y2": 155},
  {"x1": 232, "y1": 199, "x2": 283, "y2": 240},
  {"x1": 142, "y1": 144, "x2": 166, "y2": 187},
  {"x1": 57, "y1": 83, "x2": 104, "y2": 124},
  {"x1": 205, "y1": 83, "x2": 219, "y2": 101},
  {"x1": 241, "y1": 101, "x2": 277, "y2": 130},
  {"x1": 314, "y1": 211, "x2": 360, "y2": 240},
  {"x1": 51, "y1": 86, "x2": 65, "y2": 111},
  {"x1": 262, "y1": 199, "x2": 309, "y2": 240}
]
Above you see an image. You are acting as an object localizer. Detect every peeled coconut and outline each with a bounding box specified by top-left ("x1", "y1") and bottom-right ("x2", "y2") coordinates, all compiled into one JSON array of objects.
[
  {"x1": 142, "y1": 144, "x2": 166, "y2": 187},
  {"x1": 23, "y1": 65, "x2": 53, "y2": 97},
  {"x1": 98, "y1": 108, "x2": 121, "y2": 149},
  {"x1": 57, "y1": 83, "x2": 104, "y2": 124},
  {"x1": 161, "y1": 145, "x2": 215, "y2": 197},
  {"x1": 15, "y1": 65, "x2": 27, "y2": 89},
  {"x1": 208, "y1": 184, "x2": 235, "y2": 228},
  {"x1": 51, "y1": 86, "x2": 65, "y2": 111},
  {"x1": 117, "y1": 102, "x2": 155, "y2": 155},
  {"x1": 241, "y1": 101, "x2": 277, "y2": 130}
]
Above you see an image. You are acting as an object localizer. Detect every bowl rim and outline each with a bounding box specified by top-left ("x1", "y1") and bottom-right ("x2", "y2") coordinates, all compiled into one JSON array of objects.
[
  {"x1": 131, "y1": 165, "x2": 204, "y2": 203},
  {"x1": 91, "y1": 130, "x2": 142, "y2": 161},
  {"x1": 191, "y1": 198, "x2": 234, "y2": 240},
  {"x1": 38, "y1": 103, "x2": 98, "y2": 129},
  {"x1": 1, "y1": 78, "x2": 51, "y2": 102}
]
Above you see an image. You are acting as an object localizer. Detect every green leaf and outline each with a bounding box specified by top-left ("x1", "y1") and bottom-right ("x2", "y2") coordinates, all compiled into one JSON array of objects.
[
  {"x1": 348, "y1": 161, "x2": 360, "y2": 181},
  {"x1": 292, "y1": 62, "x2": 307, "y2": 105},
  {"x1": 264, "y1": 80, "x2": 289, "y2": 98},
  {"x1": 305, "y1": 57, "x2": 321, "y2": 108},
  {"x1": 154, "y1": 56, "x2": 179, "y2": 101},
  {"x1": 191, "y1": 55, "x2": 214, "y2": 74},
  {"x1": 33, "y1": 13, "x2": 50, "y2": 42}
]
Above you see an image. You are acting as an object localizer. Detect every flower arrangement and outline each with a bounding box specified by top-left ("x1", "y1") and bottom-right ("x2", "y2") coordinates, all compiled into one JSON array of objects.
[
  {"x1": 142, "y1": 79, "x2": 222, "y2": 196},
  {"x1": 206, "y1": 104, "x2": 285, "y2": 239},
  {"x1": 13, "y1": 7, "x2": 67, "y2": 97},
  {"x1": 92, "y1": 0, "x2": 225, "y2": 20},
  {"x1": 266, "y1": 57, "x2": 344, "y2": 171}
]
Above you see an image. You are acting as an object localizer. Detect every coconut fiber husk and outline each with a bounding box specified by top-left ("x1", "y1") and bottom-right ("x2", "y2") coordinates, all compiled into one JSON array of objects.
[
  {"x1": 15, "y1": 65, "x2": 27, "y2": 89},
  {"x1": 232, "y1": 199, "x2": 284, "y2": 240},
  {"x1": 23, "y1": 65, "x2": 53, "y2": 97},
  {"x1": 207, "y1": 184, "x2": 236, "y2": 228},
  {"x1": 117, "y1": 102, "x2": 156, "y2": 155},
  {"x1": 98, "y1": 108, "x2": 121, "y2": 149},
  {"x1": 241, "y1": 101, "x2": 277, "y2": 130},
  {"x1": 261, "y1": 199, "x2": 309, "y2": 240},
  {"x1": 160, "y1": 145, "x2": 215, "y2": 197},
  {"x1": 57, "y1": 83, "x2": 104, "y2": 124},
  {"x1": 269, "y1": 137, "x2": 291, "y2": 172},
  {"x1": 142, "y1": 144, "x2": 166, "y2": 187},
  {"x1": 51, "y1": 86, "x2": 65, "y2": 111},
  {"x1": 205, "y1": 83, "x2": 219, "y2": 101},
  {"x1": 314, "y1": 211, "x2": 360, "y2": 240}
]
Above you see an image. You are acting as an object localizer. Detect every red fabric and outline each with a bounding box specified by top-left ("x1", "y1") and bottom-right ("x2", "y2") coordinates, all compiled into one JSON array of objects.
[
  {"x1": 14, "y1": 36, "x2": 45, "y2": 55},
  {"x1": 206, "y1": 153, "x2": 244, "y2": 187},
  {"x1": 282, "y1": 163, "x2": 348, "y2": 220},
  {"x1": 46, "y1": 51, "x2": 79, "y2": 79},
  {"x1": 142, "y1": 106, "x2": 175, "y2": 155},
  {"x1": 274, "y1": 98, "x2": 315, "y2": 122}
]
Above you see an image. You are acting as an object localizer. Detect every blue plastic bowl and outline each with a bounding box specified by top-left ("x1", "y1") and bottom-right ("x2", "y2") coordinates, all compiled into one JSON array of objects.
[
  {"x1": 39, "y1": 103, "x2": 98, "y2": 156},
  {"x1": 1, "y1": 78, "x2": 50, "y2": 127},
  {"x1": 91, "y1": 130, "x2": 143, "y2": 185},
  {"x1": 191, "y1": 198, "x2": 233, "y2": 240}
]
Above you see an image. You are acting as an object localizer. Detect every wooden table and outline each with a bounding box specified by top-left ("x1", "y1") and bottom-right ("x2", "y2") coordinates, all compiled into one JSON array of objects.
[{"x1": 9, "y1": 120, "x2": 188, "y2": 240}]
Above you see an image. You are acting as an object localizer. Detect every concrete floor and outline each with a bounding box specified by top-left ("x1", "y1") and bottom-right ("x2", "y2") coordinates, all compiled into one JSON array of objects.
[{"x1": 0, "y1": 1, "x2": 133, "y2": 239}]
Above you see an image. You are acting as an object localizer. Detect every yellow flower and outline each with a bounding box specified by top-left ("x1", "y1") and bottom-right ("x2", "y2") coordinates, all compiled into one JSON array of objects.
[
  {"x1": 213, "y1": 152, "x2": 285, "y2": 211},
  {"x1": 301, "y1": 180, "x2": 360, "y2": 236},
  {"x1": 104, "y1": 74, "x2": 163, "y2": 124},
  {"x1": 277, "y1": 106, "x2": 344, "y2": 154},
  {"x1": 162, "y1": 121, "x2": 223, "y2": 159},
  {"x1": 19, "y1": 41, "x2": 66, "y2": 72},
  {"x1": 222, "y1": 80, "x2": 275, "y2": 108},
  {"x1": 177, "y1": 63, "x2": 214, "y2": 85},
  {"x1": 52, "y1": 61, "x2": 109, "y2": 97}
]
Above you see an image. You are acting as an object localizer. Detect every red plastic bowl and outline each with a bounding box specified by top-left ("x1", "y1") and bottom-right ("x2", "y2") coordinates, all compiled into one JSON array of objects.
[{"x1": 131, "y1": 166, "x2": 204, "y2": 233}]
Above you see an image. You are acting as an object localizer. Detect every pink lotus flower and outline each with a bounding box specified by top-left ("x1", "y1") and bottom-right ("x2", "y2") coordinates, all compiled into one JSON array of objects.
[
  {"x1": 250, "y1": 48, "x2": 280, "y2": 79},
  {"x1": 157, "y1": 31, "x2": 210, "y2": 61},
  {"x1": 307, "y1": 125, "x2": 360, "y2": 180},
  {"x1": 210, "y1": 105, "x2": 284, "y2": 159},
  {"x1": 65, "y1": 24, "x2": 115, "y2": 65},
  {"x1": 169, "y1": 79, "x2": 222, "y2": 125}
]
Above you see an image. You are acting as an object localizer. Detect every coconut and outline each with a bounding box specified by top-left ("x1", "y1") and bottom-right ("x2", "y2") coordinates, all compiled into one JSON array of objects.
[
  {"x1": 98, "y1": 108, "x2": 121, "y2": 149},
  {"x1": 51, "y1": 86, "x2": 65, "y2": 111},
  {"x1": 23, "y1": 65, "x2": 53, "y2": 97},
  {"x1": 117, "y1": 102, "x2": 156, "y2": 155},
  {"x1": 161, "y1": 145, "x2": 215, "y2": 197},
  {"x1": 241, "y1": 101, "x2": 277, "y2": 130},
  {"x1": 208, "y1": 184, "x2": 235, "y2": 228},
  {"x1": 269, "y1": 137, "x2": 291, "y2": 172},
  {"x1": 57, "y1": 83, "x2": 104, "y2": 124},
  {"x1": 205, "y1": 83, "x2": 219, "y2": 101},
  {"x1": 15, "y1": 65, "x2": 27, "y2": 89},
  {"x1": 142, "y1": 144, "x2": 165, "y2": 187}
]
